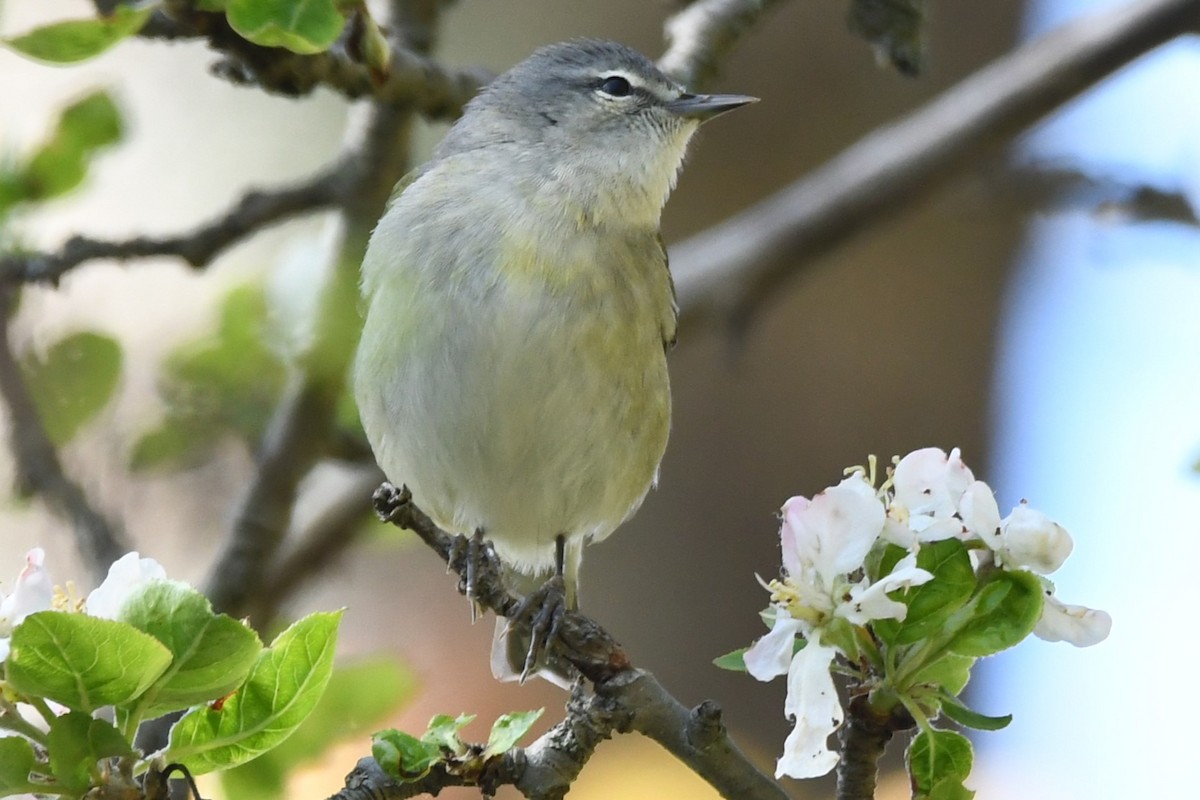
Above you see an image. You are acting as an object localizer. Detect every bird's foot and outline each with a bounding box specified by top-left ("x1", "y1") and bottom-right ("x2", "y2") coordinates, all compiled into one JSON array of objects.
[
  {"x1": 447, "y1": 528, "x2": 501, "y2": 621},
  {"x1": 507, "y1": 573, "x2": 570, "y2": 683}
]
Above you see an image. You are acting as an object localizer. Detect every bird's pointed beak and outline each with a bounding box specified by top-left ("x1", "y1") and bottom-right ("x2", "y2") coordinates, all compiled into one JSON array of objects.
[{"x1": 665, "y1": 92, "x2": 759, "y2": 121}]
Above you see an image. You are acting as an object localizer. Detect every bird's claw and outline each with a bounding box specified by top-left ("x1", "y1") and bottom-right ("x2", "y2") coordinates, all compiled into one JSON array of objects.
[
  {"x1": 448, "y1": 529, "x2": 498, "y2": 621},
  {"x1": 508, "y1": 574, "x2": 568, "y2": 682}
]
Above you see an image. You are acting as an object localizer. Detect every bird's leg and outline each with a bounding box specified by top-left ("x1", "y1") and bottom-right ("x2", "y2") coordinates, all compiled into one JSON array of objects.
[
  {"x1": 510, "y1": 534, "x2": 570, "y2": 682},
  {"x1": 447, "y1": 527, "x2": 493, "y2": 621}
]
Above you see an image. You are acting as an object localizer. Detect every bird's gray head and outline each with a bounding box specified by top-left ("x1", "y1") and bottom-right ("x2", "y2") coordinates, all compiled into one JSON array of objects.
[{"x1": 434, "y1": 39, "x2": 756, "y2": 227}]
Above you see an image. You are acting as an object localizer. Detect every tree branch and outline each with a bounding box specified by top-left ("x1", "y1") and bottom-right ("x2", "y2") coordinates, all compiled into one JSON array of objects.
[
  {"x1": 670, "y1": 0, "x2": 1200, "y2": 326},
  {"x1": 338, "y1": 485, "x2": 788, "y2": 800},
  {"x1": 143, "y1": 3, "x2": 488, "y2": 120},
  {"x1": 659, "y1": 0, "x2": 789, "y2": 88},
  {"x1": 0, "y1": 290, "x2": 128, "y2": 580},
  {"x1": 0, "y1": 163, "x2": 346, "y2": 287}
]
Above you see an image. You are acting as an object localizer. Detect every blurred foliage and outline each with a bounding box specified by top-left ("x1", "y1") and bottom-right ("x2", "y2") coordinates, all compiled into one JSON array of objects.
[
  {"x1": 130, "y1": 284, "x2": 287, "y2": 471},
  {"x1": 226, "y1": 0, "x2": 349, "y2": 55},
  {"x1": 0, "y1": 3, "x2": 153, "y2": 64},
  {"x1": 20, "y1": 331, "x2": 122, "y2": 446},
  {"x1": 221, "y1": 657, "x2": 417, "y2": 799},
  {"x1": 0, "y1": 90, "x2": 123, "y2": 218},
  {"x1": 847, "y1": 0, "x2": 926, "y2": 76}
]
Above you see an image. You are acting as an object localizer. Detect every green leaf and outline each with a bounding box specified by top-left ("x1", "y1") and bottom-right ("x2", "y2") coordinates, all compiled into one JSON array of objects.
[
  {"x1": 482, "y1": 709, "x2": 543, "y2": 759},
  {"x1": 5, "y1": 611, "x2": 172, "y2": 712},
  {"x1": 21, "y1": 331, "x2": 121, "y2": 446},
  {"x1": 2, "y1": 5, "x2": 154, "y2": 64},
  {"x1": 907, "y1": 653, "x2": 975, "y2": 696},
  {"x1": 372, "y1": 729, "x2": 442, "y2": 782},
  {"x1": 891, "y1": 539, "x2": 977, "y2": 645},
  {"x1": 948, "y1": 570, "x2": 1043, "y2": 657},
  {"x1": 421, "y1": 713, "x2": 473, "y2": 755},
  {"x1": 908, "y1": 728, "x2": 973, "y2": 797},
  {"x1": 0, "y1": 737, "x2": 37, "y2": 796},
  {"x1": 226, "y1": 0, "x2": 346, "y2": 54},
  {"x1": 47, "y1": 712, "x2": 134, "y2": 794},
  {"x1": 119, "y1": 581, "x2": 263, "y2": 717},
  {"x1": 131, "y1": 284, "x2": 286, "y2": 472},
  {"x1": 221, "y1": 658, "x2": 415, "y2": 800},
  {"x1": 25, "y1": 91, "x2": 123, "y2": 201},
  {"x1": 165, "y1": 610, "x2": 343, "y2": 775},
  {"x1": 938, "y1": 693, "x2": 1011, "y2": 732},
  {"x1": 712, "y1": 647, "x2": 748, "y2": 671},
  {"x1": 925, "y1": 778, "x2": 976, "y2": 800}
]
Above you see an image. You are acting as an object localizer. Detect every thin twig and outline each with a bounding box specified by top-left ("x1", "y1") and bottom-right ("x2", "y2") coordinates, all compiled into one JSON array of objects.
[
  {"x1": 0, "y1": 289, "x2": 128, "y2": 580},
  {"x1": 334, "y1": 485, "x2": 788, "y2": 800},
  {"x1": 670, "y1": 0, "x2": 1200, "y2": 325},
  {"x1": 659, "y1": 0, "x2": 789, "y2": 88},
  {"x1": 0, "y1": 163, "x2": 346, "y2": 287}
]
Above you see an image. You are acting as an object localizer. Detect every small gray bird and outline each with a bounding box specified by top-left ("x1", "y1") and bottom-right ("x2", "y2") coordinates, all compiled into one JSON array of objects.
[{"x1": 354, "y1": 39, "x2": 754, "y2": 681}]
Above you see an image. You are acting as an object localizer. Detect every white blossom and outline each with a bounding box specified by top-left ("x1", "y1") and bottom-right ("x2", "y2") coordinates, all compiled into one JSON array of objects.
[
  {"x1": 85, "y1": 552, "x2": 170, "y2": 620},
  {"x1": 0, "y1": 548, "x2": 54, "y2": 662}
]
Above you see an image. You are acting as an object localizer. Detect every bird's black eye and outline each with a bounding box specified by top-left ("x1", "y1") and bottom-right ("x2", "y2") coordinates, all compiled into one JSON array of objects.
[{"x1": 598, "y1": 75, "x2": 632, "y2": 97}]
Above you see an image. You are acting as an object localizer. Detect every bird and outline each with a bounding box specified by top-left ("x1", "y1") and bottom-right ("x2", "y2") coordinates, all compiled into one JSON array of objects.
[{"x1": 353, "y1": 38, "x2": 755, "y2": 682}]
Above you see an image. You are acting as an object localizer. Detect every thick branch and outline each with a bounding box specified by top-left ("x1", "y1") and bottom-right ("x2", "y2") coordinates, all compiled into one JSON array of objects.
[
  {"x1": 347, "y1": 485, "x2": 788, "y2": 800},
  {"x1": 670, "y1": 0, "x2": 1200, "y2": 325},
  {"x1": 0, "y1": 291, "x2": 128, "y2": 579},
  {"x1": 0, "y1": 164, "x2": 345, "y2": 287},
  {"x1": 659, "y1": 0, "x2": 789, "y2": 88}
]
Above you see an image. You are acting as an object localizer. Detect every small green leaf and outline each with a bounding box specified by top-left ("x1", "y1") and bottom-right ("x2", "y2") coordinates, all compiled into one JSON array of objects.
[
  {"x1": 713, "y1": 648, "x2": 748, "y2": 671},
  {"x1": 421, "y1": 713, "x2": 473, "y2": 755},
  {"x1": 938, "y1": 693, "x2": 1012, "y2": 732},
  {"x1": 119, "y1": 581, "x2": 263, "y2": 717},
  {"x1": 2, "y1": 5, "x2": 153, "y2": 64},
  {"x1": 372, "y1": 729, "x2": 442, "y2": 782},
  {"x1": 21, "y1": 331, "x2": 121, "y2": 446},
  {"x1": 6, "y1": 611, "x2": 172, "y2": 712},
  {"x1": 25, "y1": 92, "x2": 123, "y2": 201},
  {"x1": 891, "y1": 538, "x2": 977, "y2": 645},
  {"x1": 948, "y1": 570, "x2": 1043, "y2": 657},
  {"x1": 925, "y1": 778, "x2": 976, "y2": 800},
  {"x1": 482, "y1": 709, "x2": 543, "y2": 759},
  {"x1": 0, "y1": 737, "x2": 37, "y2": 796},
  {"x1": 908, "y1": 728, "x2": 973, "y2": 797},
  {"x1": 226, "y1": 0, "x2": 346, "y2": 54},
  {"x1": 47, "y1": 712, "x2": 133, "y2": 794},
  {"x1": 907, "y1": 653, "x2": 975, "y2": 696},
  {"x1": 220, "y1": 658, "x2": 416, "y2": 800},
  {"x1": 165, "y1": 611, "x2": 343, "y2": 775}
]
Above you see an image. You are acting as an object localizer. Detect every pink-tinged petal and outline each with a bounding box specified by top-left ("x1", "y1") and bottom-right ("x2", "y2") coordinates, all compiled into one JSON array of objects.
[
  {"x1": 1, "y1": 548, "x2": 54, "y2": 626},
  {"x1": 998, "y1": 504, "x2": 1073, "y2": 574},
  {"x1": 958, "y1": 480, "x2": 1001, "y2": 542},
  {"x1": 779, "y1": 495, "x2": 810, "y2": 578},
  {"x1": 893, "y1": 447, "x2": 975, "y2": 519},
  {"x1": 775, "y1": 641, "x2": 842, "y2": 779},
  {"x1": 745, "y1": 614, "x2": 804, "y2": 682},
  {"x1": 85, "y1": 552, "x2": 168, "y2": 620},
  {"x1": 1034, "y1": 594, "x2": 1111, "y2": 647},
  {"x1": 786, "y1": 476, "x2": 885, "y2": 583}
]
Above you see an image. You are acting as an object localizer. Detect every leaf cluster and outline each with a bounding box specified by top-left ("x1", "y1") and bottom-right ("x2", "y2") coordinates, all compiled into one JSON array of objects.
[{"x1": 0, "y1": 583, "x2": 342, "y2": 798}]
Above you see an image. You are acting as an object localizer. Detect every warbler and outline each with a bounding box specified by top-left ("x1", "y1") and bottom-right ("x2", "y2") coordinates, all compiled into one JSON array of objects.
[{"x1": 353, "y1": 39, "x2": 754, "y2": 681}]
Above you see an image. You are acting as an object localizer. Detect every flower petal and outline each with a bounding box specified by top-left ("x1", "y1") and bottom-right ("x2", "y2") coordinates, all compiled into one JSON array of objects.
[
  {"x1": 958, "y1": 480, "x2": 1001, "y2": 542},
  {"x1": 85, "y1": 552, "x2": 168, "y2": 620},
  {"x1": 785, "y1": 475, "x2": 884, "y2": 583},
  {"x1": 838, "y1": 554, "x2": 933, "y2": 624},
  {"x1": 892, "y1": 447, "x2": 974, "y2": 519},
  {"x1": 1, "y1": 548, "x2": 54, "y2": 627},
  {"x1": 776, "y1": 641, "x2": 843, "y2": 779},
  {"x1": 1034, "y1": 593, "x2": 1111, "y2": 647},
  {"x1": 745, "y1": 613, "x2": 803, "y2": 682},
  {"x1": 998, "y1": 504, "x2": 1073, "y2": 574}
]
